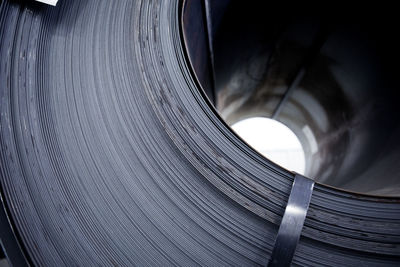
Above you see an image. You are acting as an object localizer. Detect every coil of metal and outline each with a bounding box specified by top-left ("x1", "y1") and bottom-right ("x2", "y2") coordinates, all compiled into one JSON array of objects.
[{"x1": 0, "y1": 0, "x2": 399, "y2": 266}]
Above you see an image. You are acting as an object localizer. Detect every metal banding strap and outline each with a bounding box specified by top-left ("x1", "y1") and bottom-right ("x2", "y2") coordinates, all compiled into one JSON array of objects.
[{"x1": 268, "y1": 173, "x2": 315, "y2": 267}]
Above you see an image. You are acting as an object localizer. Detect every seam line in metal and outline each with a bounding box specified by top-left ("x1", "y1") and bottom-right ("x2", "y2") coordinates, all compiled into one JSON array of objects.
[{"x1": 268, "y1": 173, "x2": 314, "y2": 267}]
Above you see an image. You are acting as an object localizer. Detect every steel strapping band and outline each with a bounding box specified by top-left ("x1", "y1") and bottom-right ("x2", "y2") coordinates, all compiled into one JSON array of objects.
[{"x1": 268, "y1": 173, "x2": 314, "y2": 267}]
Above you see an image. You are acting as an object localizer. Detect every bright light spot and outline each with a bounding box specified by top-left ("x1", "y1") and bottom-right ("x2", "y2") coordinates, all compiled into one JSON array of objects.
[
  {"x1": 231, "y1": 117, "x2": 306, "y2": 174},
  {"x1": 286, "y1": 205, "x2": 306, "y2": 216},
  {"x1": 34, "y1": 0, "x2": 58, "y2": 6}
]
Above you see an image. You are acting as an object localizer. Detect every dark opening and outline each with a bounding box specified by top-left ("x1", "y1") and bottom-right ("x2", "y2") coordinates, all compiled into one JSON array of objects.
[{"x1": 182, "y1": 0, "x2": 400, "y2": 196}]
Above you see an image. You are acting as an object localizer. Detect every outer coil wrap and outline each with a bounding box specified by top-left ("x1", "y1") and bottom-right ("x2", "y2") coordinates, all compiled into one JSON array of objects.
[{"x1": 0, "y1": 0, "x2": 399, "y2": 266}]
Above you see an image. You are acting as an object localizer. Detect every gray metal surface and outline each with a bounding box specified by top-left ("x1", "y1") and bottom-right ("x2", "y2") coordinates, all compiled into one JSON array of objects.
[
  {"x1": 0, "y1": 0, "x2": 399, "y2": 266},
  {"x1": 268, "y1": 174, "x2": 314, "y2": 267},
  {"x1": 0, "y1": 197, "x2": 29, "y2": 267}
]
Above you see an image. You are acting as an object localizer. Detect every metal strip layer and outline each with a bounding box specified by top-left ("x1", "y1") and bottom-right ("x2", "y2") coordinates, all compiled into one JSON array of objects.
[{"x1": 0, "y1": 198, "x2": 29, "y2": 267}]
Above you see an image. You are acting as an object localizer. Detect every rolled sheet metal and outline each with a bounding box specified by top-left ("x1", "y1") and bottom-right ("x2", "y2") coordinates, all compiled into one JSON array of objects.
[{"x1": 0, "y1": 0, "x2": 399, "y2": 266}]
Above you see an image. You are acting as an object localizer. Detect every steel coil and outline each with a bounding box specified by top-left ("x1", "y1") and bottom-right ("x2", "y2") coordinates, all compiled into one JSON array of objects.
[{"x1": 0, "y1": 0, "x2": 399, "y2": 266}]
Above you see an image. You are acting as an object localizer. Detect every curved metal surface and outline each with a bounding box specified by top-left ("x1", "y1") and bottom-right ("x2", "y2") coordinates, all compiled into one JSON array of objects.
[
  {"x1": 0, "y1": 196, "x2": 30, "y2": 267},
  {"x1": 0, "y1": 0, "x2": 399, "y2": 266},
  {"x1": 268, "y1": 174, "x2": 314, "y2": 267}
]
